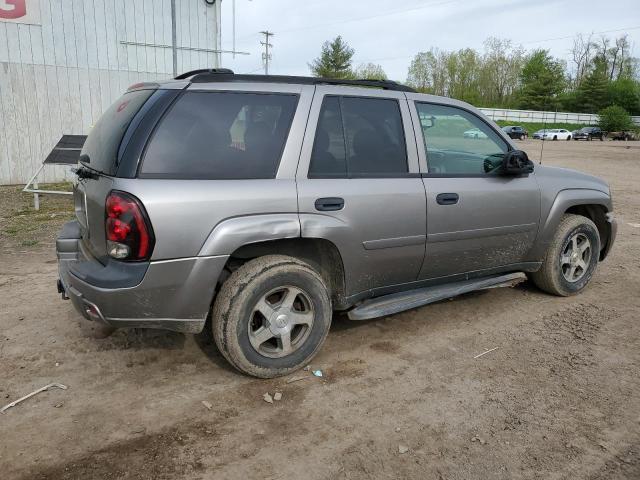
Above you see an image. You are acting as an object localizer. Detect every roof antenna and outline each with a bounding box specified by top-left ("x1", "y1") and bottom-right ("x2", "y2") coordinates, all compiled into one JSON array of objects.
[
  {"x1": 539, "y1": 110, "x2": 546, "y2": 165},
  {"x1": 539, "y1": 92, "x2": 554, "y2": 165}
]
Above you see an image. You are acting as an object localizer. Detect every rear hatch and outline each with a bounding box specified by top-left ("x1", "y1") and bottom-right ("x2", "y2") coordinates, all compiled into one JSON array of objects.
[{"x1": 74, "y1": 89, "x2": 154, "y2": 261}]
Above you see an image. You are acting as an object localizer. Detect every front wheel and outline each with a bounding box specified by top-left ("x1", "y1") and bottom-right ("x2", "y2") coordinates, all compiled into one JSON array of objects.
[
  {"x1": 211, "y1": 255, "x2": 332, "y2": 378},
  {"x1": 528, "y1": 214, "x2": 600, "y2": 296}
]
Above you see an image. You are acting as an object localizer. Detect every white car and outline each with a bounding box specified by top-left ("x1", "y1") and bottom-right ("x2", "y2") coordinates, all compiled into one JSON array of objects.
[
  {"x1": 541, "y1": 129, "x2": 572, "y2": 141},
  {"x1": 463, "y1": 128, "x2": 488, "y2": 139}
]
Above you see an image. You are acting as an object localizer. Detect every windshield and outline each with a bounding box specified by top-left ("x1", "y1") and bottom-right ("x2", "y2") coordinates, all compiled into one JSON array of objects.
[{"x1": 80, "y1": 89, "x2": 154, "y2": 175}]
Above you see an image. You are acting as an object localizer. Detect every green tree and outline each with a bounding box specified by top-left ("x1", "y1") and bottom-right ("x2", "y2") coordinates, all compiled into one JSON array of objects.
[
  {"x1": 574, "y1": 55, "x2": 610, "y2": 112},
  {"x1": 446, "y1": 48, "x2": 481, "y2": 104},
  {"x1": 407, "y1": 49, "x2": 447, "y2": 94},
  {"x1": 517, "y1": 50, "x2": 566, "y2": 110},
  {"x1": 608, "y1": 78, "x2": 640, "y2": 115},
  {"x1": 354, "y1": 63, "x2": 387, "y2": 80},
  {"x1": 598, "y1": 105, "x2": 634, "y2": 131},
  {"x1": 309, "y1": 36, "x2": 355, "y2": 79},
  {"x1": 478, "y1": 37, "x2": 525, "y2": 107}
]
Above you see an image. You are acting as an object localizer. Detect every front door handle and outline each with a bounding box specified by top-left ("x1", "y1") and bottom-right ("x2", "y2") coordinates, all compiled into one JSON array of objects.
[
  {"x1": 436, "y1": 193, "x2": 459, "y2": 205},
  {"x1": 315, "y1": 197, "x2": 344, "y2": 211}
]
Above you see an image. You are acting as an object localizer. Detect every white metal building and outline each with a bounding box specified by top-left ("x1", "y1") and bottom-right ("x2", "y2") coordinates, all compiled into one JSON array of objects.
[{"x1": 0, "y1": 0, "x2": 222, "y2": 185}]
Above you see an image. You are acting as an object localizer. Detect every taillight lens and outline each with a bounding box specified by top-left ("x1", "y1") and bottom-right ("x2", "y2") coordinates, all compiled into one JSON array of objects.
[{"x1": 105, "y1": 191, "x2": 154, "y2": 261}]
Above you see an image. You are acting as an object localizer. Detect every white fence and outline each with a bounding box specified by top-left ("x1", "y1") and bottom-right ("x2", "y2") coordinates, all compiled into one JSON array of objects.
[{"x1": 479, "y1": 107, "x2": 640, "y2": 126}]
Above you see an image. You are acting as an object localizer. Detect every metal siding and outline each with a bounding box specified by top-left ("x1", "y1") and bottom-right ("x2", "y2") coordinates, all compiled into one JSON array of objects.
[
  {"x1": 1, "y1": 0, "x2": 220, "y2": 184},
  {"x1": 0, "y1": 24, "x2": 9, "y2": 63}
]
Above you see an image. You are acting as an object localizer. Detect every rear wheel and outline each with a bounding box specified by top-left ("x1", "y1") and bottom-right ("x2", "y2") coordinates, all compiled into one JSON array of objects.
[
  {"x1": 529, "y1": 214, "x2": 600, "y2": 296},
  {"x1": 211, "y1": 255, "x2": 332, "y2": 378},
  {"x1": 553, "y1": 135, "x2": 558, "y2": 140},
  {"x1": 566, "y1": 135, "x2": 571, "y2": 141},
  {"x1": 519, "y1": 134, "x2": 525, "y2": 140}
]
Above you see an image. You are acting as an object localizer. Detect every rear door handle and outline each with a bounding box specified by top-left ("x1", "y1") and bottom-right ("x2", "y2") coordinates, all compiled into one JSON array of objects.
[
  {"x1": 315, "y1": 197, "x2": 344, "y2": 211},
  {"x1": 436, "y1": 193, "x2": 459, "y2": 205}
]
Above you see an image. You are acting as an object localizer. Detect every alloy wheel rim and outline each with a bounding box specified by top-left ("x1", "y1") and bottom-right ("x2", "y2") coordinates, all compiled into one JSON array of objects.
[
  {"x1": 560, "y1": 232, "x2": 591, "y2": 282},
  {"x1": 248, "y1": 286, "x2": 314, "y2": 358}
]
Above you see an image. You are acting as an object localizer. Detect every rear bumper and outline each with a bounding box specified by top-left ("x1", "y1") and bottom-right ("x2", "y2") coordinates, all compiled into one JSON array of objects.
[{"x1": 56, "y1": 220, "x2": 228, "y2": 333}]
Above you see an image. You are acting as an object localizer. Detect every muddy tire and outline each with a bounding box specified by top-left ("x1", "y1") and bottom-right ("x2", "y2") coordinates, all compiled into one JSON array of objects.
[
  {"x1": 529, "y1": 214, "x2": 600, "y2": 296},
  {"x1": 211, "y1": 255, "x2": 332, "y2": 378}
]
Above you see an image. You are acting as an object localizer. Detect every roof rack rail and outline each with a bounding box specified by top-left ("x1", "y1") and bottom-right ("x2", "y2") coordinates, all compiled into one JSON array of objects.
[
  {"x1": 185, "y1": 71, "x2": 416, "y2": 92},
  {"x1": 174, "y1": 68, "x2": 235, "y2": 80}
]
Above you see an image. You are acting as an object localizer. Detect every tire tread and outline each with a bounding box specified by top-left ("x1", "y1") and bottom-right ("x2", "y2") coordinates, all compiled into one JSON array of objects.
[
  {"x1": 211, "y1": 255, "x2": 330, "y2": 378},
  {"x1": 529, "y1": 214, "x2": 599, "y2": 296}
]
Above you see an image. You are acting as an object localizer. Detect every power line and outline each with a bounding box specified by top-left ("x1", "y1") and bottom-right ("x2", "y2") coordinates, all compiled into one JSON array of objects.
[
  {"x1": 260, "y1": 30, "x2": 274, "y2": 75},
  {"x1": 232, "y1": 0, "x2": 460, "y2": 45},
  {"x1": 521, "y1": 25, "x2": 640, "y2": 44},
  {"x1": 355, "y1": 25, "x2": 640, "y2": 65},
  {"x1": 276, "y1": 0, "x2": 460, "y2": 35}
]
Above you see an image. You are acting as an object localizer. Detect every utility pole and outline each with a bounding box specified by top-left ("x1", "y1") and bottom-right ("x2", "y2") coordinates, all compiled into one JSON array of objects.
[
  {"x1": 260, "y1": 31, "x2": 273, "y2": 75},
  {"x1": 170, "y1": 0, "x2": 177, "y2": 77}
]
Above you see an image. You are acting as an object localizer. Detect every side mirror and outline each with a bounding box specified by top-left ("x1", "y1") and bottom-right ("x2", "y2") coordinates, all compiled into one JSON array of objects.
[{"x1": 502, "y1": 150, "x2": 534, "y2": 175}]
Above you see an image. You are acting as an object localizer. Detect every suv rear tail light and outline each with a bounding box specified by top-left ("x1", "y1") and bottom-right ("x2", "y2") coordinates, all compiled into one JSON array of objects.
[{"x1": 105, "y1": 191, "x2": 155, "y2": 261}]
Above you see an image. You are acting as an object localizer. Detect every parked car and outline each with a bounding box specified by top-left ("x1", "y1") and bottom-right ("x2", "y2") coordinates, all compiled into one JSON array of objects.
[
  {"x1": 609, "y1": 130, "x2": 637, "y2": 141},
  {"x1": 540, "y1": 129, "x2": 572, "y2": 141},
  {"x1": 502, "y1": 125, "x2": 528, "y2": 140},
  {"x1": 463, "y1": 127, "x2": 488, "y2": 139},
  {"x1": 572, "y1": 127, "x2": 605, "y2": 141},
  {"x1": 533, "y1": 129, "x2": 549, "y2": 139},
  {"x1": 57, "y1": 70, "x2": 617, "y2": 378}
]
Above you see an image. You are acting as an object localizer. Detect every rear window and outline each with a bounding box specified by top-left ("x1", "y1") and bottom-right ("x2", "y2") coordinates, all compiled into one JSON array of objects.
[
  {"x1": 81, "y1": 89, "x2": 154, "y2": 175},
  {"x1": 309, "y1": 95, "x2": 408, "y2": 177},
  {"x1": 140, "y1": 91, "x2": 299, "y2": 179}
]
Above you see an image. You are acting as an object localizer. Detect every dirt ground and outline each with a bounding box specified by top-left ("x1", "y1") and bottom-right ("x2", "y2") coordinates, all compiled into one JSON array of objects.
[{"x1": 1, "y1": 140, "x2": 639, "y2": 480}]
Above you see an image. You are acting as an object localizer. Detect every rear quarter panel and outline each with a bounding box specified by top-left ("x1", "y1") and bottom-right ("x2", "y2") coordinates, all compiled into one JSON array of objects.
[{"x1": 112, "y1": 178, "x2": 299, "y2": 260}]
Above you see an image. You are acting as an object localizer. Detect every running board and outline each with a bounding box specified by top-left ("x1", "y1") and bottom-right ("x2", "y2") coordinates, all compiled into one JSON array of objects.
[{"x1": 347, "y1": 272, "x2": 525, "y2": 321}]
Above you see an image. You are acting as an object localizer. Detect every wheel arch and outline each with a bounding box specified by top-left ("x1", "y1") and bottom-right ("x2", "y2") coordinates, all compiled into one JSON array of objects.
[
  {"x1": 224, "y1": 238, "x2": 348, "y2": 310},
  {"x1": 530, "y1": 189, "x2": 613, "y2": 261},
  {"x1": 564, "y1": 204, "x2": 612, "y2": 260}
]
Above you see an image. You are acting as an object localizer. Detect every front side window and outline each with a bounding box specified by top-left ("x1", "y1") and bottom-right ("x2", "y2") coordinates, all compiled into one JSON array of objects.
[
  {"x1": 140, "y1": 92, "x2": 298, "y2": 179},
  {"x1": 416, "y1": 103, "x2": 508, "y2": 175},
  {"x1": 309, "y1": 96, "x2": 408, "y2": 177}
]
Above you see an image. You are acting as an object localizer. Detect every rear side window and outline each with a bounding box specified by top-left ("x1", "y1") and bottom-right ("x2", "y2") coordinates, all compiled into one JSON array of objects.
[
  {"x1": 140, "y1": 92, "x2": 298, "y2": 179},
  {"x1": 81, "y1": 89, "x2": 154, "y2": 175},
  {"x1": 309, "y1": 96, "x2": 408, "y2": 177}
]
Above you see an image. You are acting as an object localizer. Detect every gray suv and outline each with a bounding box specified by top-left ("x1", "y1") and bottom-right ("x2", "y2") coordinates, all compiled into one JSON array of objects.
[{"x1": 56, "y1": 70, "x2": 617, "y2": 378}]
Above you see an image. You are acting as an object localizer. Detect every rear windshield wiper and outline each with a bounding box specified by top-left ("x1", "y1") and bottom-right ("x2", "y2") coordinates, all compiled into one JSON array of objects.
[{"x1": 72, "y1": 166, "x2": 100, "y2": 180}]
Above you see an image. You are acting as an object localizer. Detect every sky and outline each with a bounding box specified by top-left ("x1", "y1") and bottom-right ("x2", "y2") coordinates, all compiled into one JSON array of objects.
[{"x1": 216, "y1": 0, "x2": 640, "y2": 81}]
